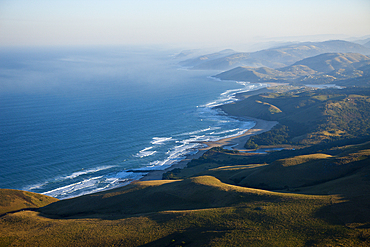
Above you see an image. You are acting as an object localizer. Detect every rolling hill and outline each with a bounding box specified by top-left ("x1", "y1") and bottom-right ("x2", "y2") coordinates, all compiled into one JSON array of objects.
[
  {"x1": 219, "y1": 87, "x2": 370, "y2": 146},
  {"x1": 214, "y1": 52, "x2": 370, "y2": 85}
]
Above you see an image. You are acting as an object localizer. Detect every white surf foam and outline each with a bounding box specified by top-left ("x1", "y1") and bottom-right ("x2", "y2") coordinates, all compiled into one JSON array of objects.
[
  {"x1": 144, "y1": 140, "x2": 203, "y2": 170},
  {"x1": 151, "y1": 137, "x2": 173, "y2": 145},
  {"x1": 210, "y1": 128, "x2": 240, "y2": 135},
  {"x1": 178, "y1": 126, "x2": 221, "y2": 136},
  {"x1": 25, "y1": 165, "x2": 116, "y2": 192},
  {"x1": 43, "y1": 176, "x2": 103, "y2": 198},
  {"x1": 135, "y1": 146, "x2": 157, "y2": 158},
  {"x1": 202, "y1": 79, "x2": 267, "y2": 108},
  {"x1": 62, "y1": 166, "x2": 116, "y2": 180},
  {"x1": 42, "y1": 171, "x2": 145, "y2": 199}
]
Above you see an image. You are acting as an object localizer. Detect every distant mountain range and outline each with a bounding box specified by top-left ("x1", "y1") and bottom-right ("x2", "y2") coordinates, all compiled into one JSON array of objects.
[
  {"x1": 214, "y1": 52, "x2": 370, "y2": 85},
  {"x1": 179, "y1": 40, "x2": 370, "y2": 71}
]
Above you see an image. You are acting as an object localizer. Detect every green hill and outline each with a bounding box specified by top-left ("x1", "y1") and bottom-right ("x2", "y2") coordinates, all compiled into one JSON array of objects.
[
  {"x1": 162, "y1": 141, "x2": 370, "y2": 239},
  {"x1": 220, "y1": 87, "x2": 370, "y2": 146}
]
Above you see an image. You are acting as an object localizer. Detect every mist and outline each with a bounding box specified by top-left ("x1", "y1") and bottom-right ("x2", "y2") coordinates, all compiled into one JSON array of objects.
[{"x1": 0, "y1": 47, "x2": 179, "y2": 95}]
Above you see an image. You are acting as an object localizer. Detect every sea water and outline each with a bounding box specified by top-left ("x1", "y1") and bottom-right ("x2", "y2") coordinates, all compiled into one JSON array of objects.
[{"x1": 0, "y1": 46, "x2": 265, "y2": 199}]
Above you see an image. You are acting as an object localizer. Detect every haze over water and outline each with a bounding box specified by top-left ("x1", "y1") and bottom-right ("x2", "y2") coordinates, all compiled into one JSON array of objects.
[{"x1": 0, "y1": 47, "x2": 264, "y2": 199}]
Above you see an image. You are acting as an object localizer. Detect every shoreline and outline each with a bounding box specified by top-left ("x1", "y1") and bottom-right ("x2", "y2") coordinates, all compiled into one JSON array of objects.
[
  {"x1": 140, "y1": 82, "x2": 282, "y2": 181},
  {"x1": 140, "y1": 116, "x2": 278, "y2": 181}
]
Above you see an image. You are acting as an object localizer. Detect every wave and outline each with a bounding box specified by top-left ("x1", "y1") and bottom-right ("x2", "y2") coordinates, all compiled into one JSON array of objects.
[
  {"x1": 146, "y1": 142, "x2": 202, "y2": 170},
  {"x1": 210, "y1": 128, "x2": 240, "y2": 135},
  {"x1": 151, "y1": 137, "x2": 173, "y2": 145},
  {"x1": 136, "y1": 150, "x2": 157, "y2": 158},
  {"x1": 135, "y1": 146, "x2": 157, "y2": 158},
  {"x1": 25, "y1": 165, "x2": 116, "y2": 191},
  {"x1": 178, "y1": 126, "x2": 221, "y2": 136},
  {"x1": 42, "y1": 171, "x2": 145, "y2": 199},
  {"x1": 61, "y1": 166, "x2": 116, "y2": 180},
  {"x1": 27, "y1": 182, "x2": 47, "y2": 190},
  {"x1": 203, "y1": 78, "x2": 267, "y2": 108},
  {"x1": 43, "y1": 176, "x2": 103, "y2": 198}
]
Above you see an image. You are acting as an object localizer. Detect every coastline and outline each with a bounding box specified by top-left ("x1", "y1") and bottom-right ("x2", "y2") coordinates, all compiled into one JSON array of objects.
[
  {"x1": 140, "y1": 83, "x2": 282, "y2": 181},
  {"x1": 140, "y1": 116, "x2": 278, "y2": 181}
]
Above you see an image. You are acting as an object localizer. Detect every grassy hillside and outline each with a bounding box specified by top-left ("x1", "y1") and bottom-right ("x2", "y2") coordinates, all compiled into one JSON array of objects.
[
  {"x1": 0, "y1": 189, "x2": 58, "y2": 215},
  {"x1": 1, "y1": 175, "x2": 369, "y2": 246},
  {"x1": 164, "y1": 140, "x2": 370, "y2": 188},
  {"x1": 162, "y1": 141, "x2": 370, "y2": 230},
  {"x1": 220, "y1": 87, "x2": 370, "y2": 146}
]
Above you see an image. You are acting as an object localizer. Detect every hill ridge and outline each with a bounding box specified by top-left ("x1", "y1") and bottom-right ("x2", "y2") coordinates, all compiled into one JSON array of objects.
[
  {"x1": 180, "y1": 40, "x2": 370, "y2": 70},
  {"x1": 214, "y1": 52, "x2": 370, "y2": 85}
]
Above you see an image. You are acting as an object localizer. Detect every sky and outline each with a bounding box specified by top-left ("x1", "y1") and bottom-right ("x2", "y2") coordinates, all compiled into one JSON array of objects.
[{"x1": 0, "y1": 0, "x2": 369, "y2": 49}]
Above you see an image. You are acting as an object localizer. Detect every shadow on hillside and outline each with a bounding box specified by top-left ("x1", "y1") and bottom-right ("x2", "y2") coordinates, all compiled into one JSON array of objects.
[
  {"x1": 138, "y1": 228, "x2": 225, "y2": 247},
  {"x1": 37, "y1": 177, "x2": 280, "y2": 220},
  {"x1": 308, "y1": 165, "x2": 370, "y2": 227},
  {"x1": 315, "y1": 198, "x2": 370, "y2": 227}
]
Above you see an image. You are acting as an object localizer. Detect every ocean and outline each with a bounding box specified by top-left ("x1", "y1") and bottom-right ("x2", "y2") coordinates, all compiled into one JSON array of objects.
[{"x1": 0, "y1": 46, "x2": 265, "y2": 199}]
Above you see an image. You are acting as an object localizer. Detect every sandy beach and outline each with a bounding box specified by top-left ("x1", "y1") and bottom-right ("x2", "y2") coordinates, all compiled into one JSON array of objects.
[{"x1": 141, "y1": 117, "x2": 278, "y2": 181}]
